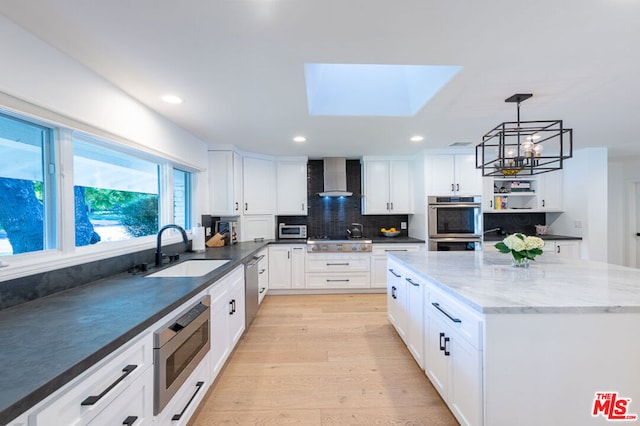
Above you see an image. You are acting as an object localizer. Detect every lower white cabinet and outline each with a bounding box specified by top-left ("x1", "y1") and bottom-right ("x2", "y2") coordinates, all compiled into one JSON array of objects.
[
  {"x1": 371, "y1": 244, "x2": 423, "y2": 288},
  {"x1": 257, "y1": 248, "x2": 269, "y2": 304},
  {"x1": 30, "y1": 333, "x2": 154, "y2": 426},
  {"x1": 543, "y1": 239, "x2": 580, "y2": 258},
  {"x1": 154, "y1": 355, "x2": 210, "y2": 426},
  {"x1": 306, "y1": 253, "x2": 371, "y2": 289},
  {"x1": 425, "y1": 284, "x2": 483, "y2": 426},
  {"x1": 209, "y1": 266, "x2": 246, "y2": 380},
  {"x1": 268, "y1": 244, "x2": 306, "y2": 289},
  {"x1": 386, "y1": 261, "x2": 407, "y2": 343}
]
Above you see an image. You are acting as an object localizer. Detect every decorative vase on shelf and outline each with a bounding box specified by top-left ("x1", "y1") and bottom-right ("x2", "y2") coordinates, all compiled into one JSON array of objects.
[{"x1": 511, "y1": 256, "x2": 530, "y2": 268}]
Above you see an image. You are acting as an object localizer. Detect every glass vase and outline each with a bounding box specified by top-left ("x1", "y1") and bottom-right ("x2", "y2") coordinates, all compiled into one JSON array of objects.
[{"x1": 512, "y1": 256, "x2": 530, "y2": 268}]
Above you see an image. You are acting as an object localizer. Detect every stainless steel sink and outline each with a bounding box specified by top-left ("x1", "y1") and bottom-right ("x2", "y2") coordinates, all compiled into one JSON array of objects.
[{"x1": 145, "y1": 259, "x2": 230, "y2": 278}]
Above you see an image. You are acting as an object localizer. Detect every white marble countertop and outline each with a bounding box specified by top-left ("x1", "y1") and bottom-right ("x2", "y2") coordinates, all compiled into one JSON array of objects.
[{"x1": 388, "y1": 250, "x2": 640, "y2": 314}]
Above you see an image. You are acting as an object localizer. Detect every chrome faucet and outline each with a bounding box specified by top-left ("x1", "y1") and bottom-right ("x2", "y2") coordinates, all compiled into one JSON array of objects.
[{"x1": 156, "y1": 224, "x2": 189, "y2": 266}]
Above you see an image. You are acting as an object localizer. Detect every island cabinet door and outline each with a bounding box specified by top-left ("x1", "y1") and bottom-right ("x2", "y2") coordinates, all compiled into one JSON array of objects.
[
  {"x1": 425, "y1": 312, "x2": 450, "y2": 398},
  {"x1": 386, "y1": 262, "x2": 407, "y2": 343},
  {"x1": 449, "y1": 335, "x2": 483, "y2": 426}
]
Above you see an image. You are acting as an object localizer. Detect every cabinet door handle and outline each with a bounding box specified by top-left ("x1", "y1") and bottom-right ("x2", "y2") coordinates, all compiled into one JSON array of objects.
[
  {"x1": 388, "y1": 268, "x2": 401, "y2": 278},
  {"x1": 490, "y1": 199, "x2": 493, "y2": 208},
  {"x1": 391, "y1": 285, "x2": 397, "y2": 299},
  {"x1": 81, "y1": 364, "x2": 137, "y2": 405},
  {"x1": 556, "y1": 245, "x2": 561, "y2": 254},
  {"x1": 245, "y1": 202, "x2": 248, "y2": 211},
  {"x1": 386, "y1": 202, "x2": 390, "y2": 210},
  {"x1": 259, "y1": 287, "x2": 266, "y2": 294},
  {"x1": 432, "y1": 302, "x2": 462, "y2": 323},
  {"x1": 172, "y1": 381, "x2": 205, "y2": 421},
  {"x1": 235, "y1": 202, "x2": 239, "y2": 211},
  {"x1": 444, "y1": 337, "x2": 451, "y2": 356},
  {"x1": 301, "y1": 202, "x2": 305, "y2": 211},
  {"x1": 390, "y1": 202, "x2": 394, "y2": 210},
  {"x1": 542, "y1": 199, "x2": 546, "y2": 208},
  {"x1": 439, "y1": 332, "x2": 446, "y2": 351},
  {"x1": 327, "y1": 262, "x2": 349, "y2": 266},
  {"x1": 122, "y1": 416, "x2": 138, "y2": 425},
  {"x1": 456, "y1": 184, "x2": 460, "y2": 192},
  {"x1": 406, "y1": 277, "x2": 420, "y2": 287},
  {"x1": 229, "y1": 300, "x2": 234, "y2": 315},
  {"x1": 259, "y1": 268, "x2": 266, "y2": 274},
  {"x1": 451, "y1": 184, "x2": 455, "y2": 192}
]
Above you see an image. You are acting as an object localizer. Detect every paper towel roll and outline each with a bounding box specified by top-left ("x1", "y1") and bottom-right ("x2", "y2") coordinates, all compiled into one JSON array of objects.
[{"x1": 192, "y1": 226, "x2": 206, "y2": 252}]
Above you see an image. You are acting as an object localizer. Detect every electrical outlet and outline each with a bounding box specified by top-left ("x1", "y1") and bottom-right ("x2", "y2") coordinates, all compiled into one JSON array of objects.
[
  {"x1": 574, "y1": 220, "x2": 583, "y2": 229},
  {"x1": 401, "y1": 222, "x2": 407, "y2": 230}
]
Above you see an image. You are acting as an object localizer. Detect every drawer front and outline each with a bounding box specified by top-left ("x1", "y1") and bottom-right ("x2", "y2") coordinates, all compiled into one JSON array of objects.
[
  {"x1": 86, "y1": 366, "x2": 153, "y2": 425},
  {"x1": 371, "y1": 244, "x2": 423, "y2": 255},
  {"x1": 306, "y1": 273, "x2": 370, "y2": 289},
  {"x1": 428, "y1": 285, "x2": 483, "y2": 350},
  {"x1": 306, "y1": 255, "x2": 370, "y2": 272},
  {"x1": 33, "y1": 333, "x2": 153, "y2": 426}
]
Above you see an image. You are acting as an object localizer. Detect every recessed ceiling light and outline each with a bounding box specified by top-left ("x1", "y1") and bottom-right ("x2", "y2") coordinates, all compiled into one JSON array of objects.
[
  {"x1": 161, "y1": 94, "x2": 183, "y2": 104},
  {"x1": 293, "y1": 136, "x2": 307, "y2": 143},
  {"x1": 410, "y1": 135, "x2": 424, "y2": 142}
]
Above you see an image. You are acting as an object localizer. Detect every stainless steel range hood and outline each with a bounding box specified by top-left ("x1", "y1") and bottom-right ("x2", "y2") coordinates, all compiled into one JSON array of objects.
[{"x1": 317, "y1": 157, "x2": 353, "y2": 197}]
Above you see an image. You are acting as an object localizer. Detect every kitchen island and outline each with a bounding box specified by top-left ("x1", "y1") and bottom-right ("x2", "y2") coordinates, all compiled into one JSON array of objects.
[{"x1": 387, "y1": 250, "x2": 640, "y2": 426}]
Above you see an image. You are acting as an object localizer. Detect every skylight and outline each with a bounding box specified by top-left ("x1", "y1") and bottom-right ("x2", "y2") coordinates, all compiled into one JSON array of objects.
[{"x1": 304, "y1": 63, "x2": 462, "y2": 117}]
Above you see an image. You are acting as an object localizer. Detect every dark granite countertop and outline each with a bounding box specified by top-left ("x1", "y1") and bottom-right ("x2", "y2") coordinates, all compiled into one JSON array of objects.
[
  {"x1": 0, "y1": 241, "x2": 268, "y2": 425},
  {"x1": 482, "y1": 234, "x2": 583, "y2": 242}
]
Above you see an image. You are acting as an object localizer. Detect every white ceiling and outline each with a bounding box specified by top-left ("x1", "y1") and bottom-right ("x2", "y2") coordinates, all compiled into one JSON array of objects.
[{"x1": 1, "y1": 0, "x2": 639, "y2": 158}]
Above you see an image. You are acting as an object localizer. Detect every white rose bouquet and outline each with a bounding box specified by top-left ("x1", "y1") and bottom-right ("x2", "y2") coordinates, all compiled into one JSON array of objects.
[{"x1": 495, "y1": 233, "x2": 544, "y2": 262}]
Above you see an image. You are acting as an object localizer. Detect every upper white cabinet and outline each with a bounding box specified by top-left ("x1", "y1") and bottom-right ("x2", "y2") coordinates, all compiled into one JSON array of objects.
[
  {"x1": 362, "y1": 158, "x2": 413, "y2": 214},
  {"x1": 208, "y1": 151, "x2": 243, "y2": 216},
  {"x1": 243, "y1": 156, "x2": 275, "y2": 215},
  {"x1": 426, "y1": 154, "x2": 482, "y2": 196},
  {"x1": 276, "y1": 159, "x2": 308, "y2": 215},
  {"x1": 482, "y1": 171, "x2": 564, "y2": 212}
]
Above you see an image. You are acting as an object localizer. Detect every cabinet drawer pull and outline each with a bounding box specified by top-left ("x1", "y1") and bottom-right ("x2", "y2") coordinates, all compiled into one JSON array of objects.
[
  {"x1": 326, "y1": 279, "x2": 350, "y2": 282},
  {"x1": 444, "y1": 337, "x2": 451, "y2": 356},
  {"x1": 405, "y1": 277, "x2": 420, "y2": 287},
  {"x1": 385, "y1": 249, "x2": 408, "y2": 252},
  {"x1": 81, "y1": 364, "x2": 137, "y2": 406},
  {"x1": 122, "y1": 416, "x2": 138, "y2": 425},
  {"x1": 432, "y1": 302, "x2": 462, "y2": 323},
  {"x1": 388, "y1": 269, "x2": 401, "y2": 278},
  {"x1": 172, "y1": 381, "x2": 205, "y2": 421},
  {"x1": 326, "y1": 262, "x2": 349, "y2": 266},
  {"x1": 439, "y1": 332, "x2": 446, "y2": 351},
  {"x1": 259, "y1": 269, "x2": 266, "y2": 274},
  {"x1": 259, "y1": 287, "x2": 266, "y2": 294}
]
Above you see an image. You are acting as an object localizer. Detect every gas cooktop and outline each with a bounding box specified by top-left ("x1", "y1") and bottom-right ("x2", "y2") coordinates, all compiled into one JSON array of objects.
[{"x1": 306, "y1": 236, "x2": 372, "y2": 252}]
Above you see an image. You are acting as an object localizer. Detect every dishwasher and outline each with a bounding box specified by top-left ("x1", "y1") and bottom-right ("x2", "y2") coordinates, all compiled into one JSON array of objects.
[{"x1": 244, "y1": 254, "x2": 263, "y2": 328}]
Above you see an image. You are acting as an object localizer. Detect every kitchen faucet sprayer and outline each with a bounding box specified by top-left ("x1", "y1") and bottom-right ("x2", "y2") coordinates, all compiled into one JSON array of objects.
[{"x1": 155, "y1": 224, "x2": 189, "y2": 266}]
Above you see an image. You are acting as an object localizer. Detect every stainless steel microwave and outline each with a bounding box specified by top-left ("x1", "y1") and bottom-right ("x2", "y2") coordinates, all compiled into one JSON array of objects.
[{"x1": 278, "y1": 223, "x2": 307, "y2": 239}]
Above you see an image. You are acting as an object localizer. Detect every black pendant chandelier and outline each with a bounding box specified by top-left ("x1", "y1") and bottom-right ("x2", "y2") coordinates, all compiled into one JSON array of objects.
[{"x1": 476, "y1": 93, "x2": 573, "y2": 177}]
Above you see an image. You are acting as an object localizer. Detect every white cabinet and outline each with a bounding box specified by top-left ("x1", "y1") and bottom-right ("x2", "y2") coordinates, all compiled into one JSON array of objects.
[
  {"x1": 425, "y1": 285, "x2": 483, "y2": 426},
  {"x1": 209, "y1": 266, "x2": 246, "y2": 380},
  {"x1": 483, "y1": 171, "x2": 564, "y2": 212},
  {"x1": 426, "y1": 154, "x2": 481, "y2": 196},
  {"x1": 542, "y1": 239, "x2": 580, "y2": 259},
  {"x1": 306, "y1": 253, "x2": 371, "y2": 289},
  {"x1": 257, "y1": 248, "x2": 269, "y2": 304},
  {"x1": 240, "y1": 215, "x2": 274, "y2": 242},
  {"x1": 31, "y1": 333, "x2": 154, "y2": 426},
  {"x1": 243, "y1": 156, "x2": 275, "y2": 215},
  {"x1": 371, "y1": 244, "x2": 423, "y2": 289},
  {"x1": 386, "y1": 260, "x2": 407, "y2": 343},
  {"x1": 268, "y1": 244, "x2": 306, "y2": 289},
  {"x1": 362, "y1": 158, "x2": 413, "y2": 214},
  {"x1": 208, "y1": 151, "x2": 242, "y2": 216},
  {"x1": 154, "y1": 355, "x2": 210, "y2": 426},
  {"x1": 276, "y1": 159, "x2": 308, "y2": 215}
]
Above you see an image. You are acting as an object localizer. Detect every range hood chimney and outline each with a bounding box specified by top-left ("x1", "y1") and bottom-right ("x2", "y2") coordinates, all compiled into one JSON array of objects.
[{"x1": 318, "y1": 157, "x2": 353, "y2": 197}]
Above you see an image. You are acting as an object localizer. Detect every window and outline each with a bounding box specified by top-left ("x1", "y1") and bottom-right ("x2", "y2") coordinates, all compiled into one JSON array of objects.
[
  {"x1": 173, "y1": 168, "x2": 192, "y2": 230},
  {"x1": 73, "y1": 137, "x2": 160, "y2": 245},
  {"x1": 0, "y1": 113, "x2": 56, "y2": 256}
]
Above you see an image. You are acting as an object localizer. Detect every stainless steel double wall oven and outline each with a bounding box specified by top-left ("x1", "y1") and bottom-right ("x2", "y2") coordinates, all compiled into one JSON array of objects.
[{"x1": 428, "y1": 195, "x2": 482, "y2": 251}]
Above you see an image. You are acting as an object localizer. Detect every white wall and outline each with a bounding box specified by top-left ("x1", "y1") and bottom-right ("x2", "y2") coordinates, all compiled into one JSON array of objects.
[
  {"x1": 548, "y1": 148, "x2": 608, "y2": 262},
  {"x1": 608, "y1": 155, "x2": 640, "y2": 266},
  {"x1": 0, "y1": 15, "x2": 208, "y2": 170}
]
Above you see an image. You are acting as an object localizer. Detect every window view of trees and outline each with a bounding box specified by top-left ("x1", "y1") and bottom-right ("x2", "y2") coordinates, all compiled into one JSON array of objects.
[{"x1": 1, "y1": 112, "x2": 191, "y2": 258}]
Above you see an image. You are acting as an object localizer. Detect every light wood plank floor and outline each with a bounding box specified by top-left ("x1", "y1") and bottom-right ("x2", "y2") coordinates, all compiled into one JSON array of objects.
[{"x1": 190, "y1": 294, "x2": 458, "y2": 425}]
